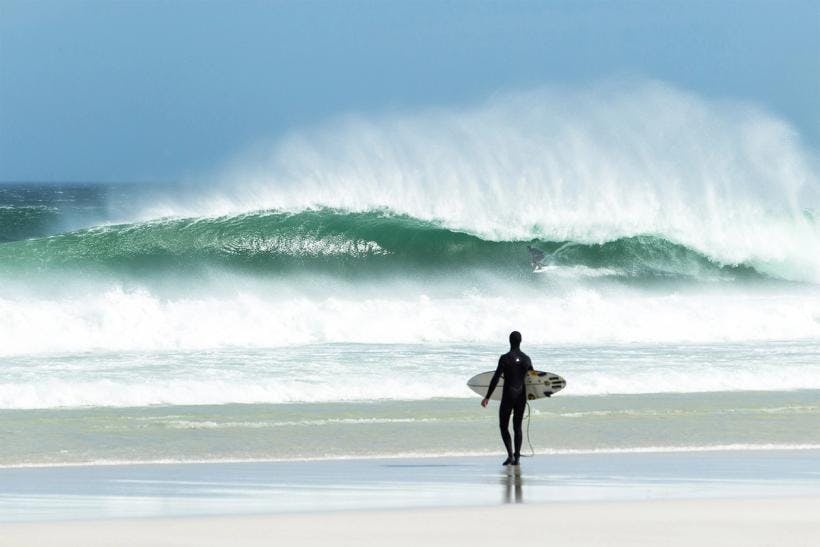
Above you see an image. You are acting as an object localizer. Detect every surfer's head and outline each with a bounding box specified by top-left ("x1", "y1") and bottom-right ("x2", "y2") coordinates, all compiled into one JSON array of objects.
[{"x1": 509, "y1": 331, "x2": 522, "y2": 348}]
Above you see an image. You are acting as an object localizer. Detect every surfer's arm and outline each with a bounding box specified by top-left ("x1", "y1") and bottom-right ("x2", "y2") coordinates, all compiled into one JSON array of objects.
[{"x1": 485, "y1": 358, "x2": 504, "y2": 400}]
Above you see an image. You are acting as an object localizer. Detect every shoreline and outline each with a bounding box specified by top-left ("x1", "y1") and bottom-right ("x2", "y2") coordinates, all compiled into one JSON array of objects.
[{"x1": 2, "y1": 441, "x2": 820, "y2": 470}]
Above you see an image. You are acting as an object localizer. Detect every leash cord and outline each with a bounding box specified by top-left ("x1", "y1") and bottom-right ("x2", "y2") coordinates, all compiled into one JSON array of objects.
[{"x1": 522, "y1": 400, "x2": 535, "y2": 458}]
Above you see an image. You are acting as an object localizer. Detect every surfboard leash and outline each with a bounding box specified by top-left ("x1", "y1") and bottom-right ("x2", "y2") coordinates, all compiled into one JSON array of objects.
[{"x1": 523, "y1": 401, "x2": 535, "y2": 458}]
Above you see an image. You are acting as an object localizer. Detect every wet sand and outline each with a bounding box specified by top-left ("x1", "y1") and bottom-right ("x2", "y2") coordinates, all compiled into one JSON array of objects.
[{"x1": 1, "y1": 450, "x2": 818, "y2": 545}]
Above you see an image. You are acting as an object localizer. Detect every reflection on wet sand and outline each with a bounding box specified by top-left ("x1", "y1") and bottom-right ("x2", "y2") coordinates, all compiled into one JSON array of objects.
[{"x1": 502, "y1": 466, "x2": 523, "y2": 503}]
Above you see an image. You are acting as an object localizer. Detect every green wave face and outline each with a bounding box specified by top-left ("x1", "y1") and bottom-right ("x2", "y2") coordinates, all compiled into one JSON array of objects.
[{"x1": 0, "y1": 209, "x2": 760, "y2": 281}]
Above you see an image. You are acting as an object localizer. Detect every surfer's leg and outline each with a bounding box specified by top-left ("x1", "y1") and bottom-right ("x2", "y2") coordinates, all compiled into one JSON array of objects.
[
  {"x1": 498, "y1": 400, "x2": 514, "y2": 463},
  {"x1": 512, "y1": 397, "x2": 526, "y2": 463}
]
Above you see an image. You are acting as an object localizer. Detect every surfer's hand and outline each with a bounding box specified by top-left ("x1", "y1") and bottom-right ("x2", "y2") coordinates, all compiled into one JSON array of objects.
[{"x1": 481, "y1": 398, "x2": 489, "y2": 408}]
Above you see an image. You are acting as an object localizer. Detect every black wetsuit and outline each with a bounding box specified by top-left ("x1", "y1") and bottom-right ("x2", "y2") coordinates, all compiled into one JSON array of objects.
[
  {"x1": 528, "y1": 246, "x2": 545, "y2": 269},
  {"x1": 485, "y1": 348, "x2": 534, "y2": 459}
]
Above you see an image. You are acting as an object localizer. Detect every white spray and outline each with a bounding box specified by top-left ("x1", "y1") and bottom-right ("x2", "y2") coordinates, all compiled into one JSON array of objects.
[{"x1": 143, "y1": 79, "x2": 820, "y2": 282}]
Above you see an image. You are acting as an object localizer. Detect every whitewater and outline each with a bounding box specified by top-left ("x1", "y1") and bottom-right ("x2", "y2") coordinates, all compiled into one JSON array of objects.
[{"x1": 1, "y1": 80, "x2": 819, "y2": 465}]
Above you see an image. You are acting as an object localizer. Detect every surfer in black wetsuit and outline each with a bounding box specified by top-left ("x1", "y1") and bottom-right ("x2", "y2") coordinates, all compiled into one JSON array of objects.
[
  {"x1": 482, "y1": 331, "x2": 534, "y2": 466},
  {"x1": 527, "y1": 245, "x2": 545, "y2": 270}
]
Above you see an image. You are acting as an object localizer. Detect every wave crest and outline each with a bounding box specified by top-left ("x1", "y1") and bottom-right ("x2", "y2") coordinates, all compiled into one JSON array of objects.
[{"x1": 0, "y1": 209, "x2": 763, "y2": 281}]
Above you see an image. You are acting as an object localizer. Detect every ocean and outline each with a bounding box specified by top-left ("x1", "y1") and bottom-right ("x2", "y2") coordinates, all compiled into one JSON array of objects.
[{"x1": 1, "y1": 173, "x2": 819, "y2": 466}]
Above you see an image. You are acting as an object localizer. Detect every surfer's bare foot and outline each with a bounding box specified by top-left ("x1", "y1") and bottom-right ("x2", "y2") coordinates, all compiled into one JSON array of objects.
[
  {"x1": 512, "y1": 455, "x2": 520, "y2": 466},
  {"x1": 502, "y1": 457, "x2": 513, "y2": 466}
]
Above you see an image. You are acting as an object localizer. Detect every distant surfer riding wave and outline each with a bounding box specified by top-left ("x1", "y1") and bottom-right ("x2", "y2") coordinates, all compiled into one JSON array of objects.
[{"x1": 527, "y1": 245, "x2": 546, "y2": 271}]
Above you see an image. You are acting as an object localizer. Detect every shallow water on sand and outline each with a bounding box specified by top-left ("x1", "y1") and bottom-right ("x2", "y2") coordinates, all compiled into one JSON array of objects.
[{"x1": 2, "y1": 387, "x2": 818, "y2": 466}]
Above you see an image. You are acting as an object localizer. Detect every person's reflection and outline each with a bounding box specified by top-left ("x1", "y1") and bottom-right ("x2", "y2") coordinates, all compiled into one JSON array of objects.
[{"x1": 502, "y1": 465, "x2": 523, "y2": 503}]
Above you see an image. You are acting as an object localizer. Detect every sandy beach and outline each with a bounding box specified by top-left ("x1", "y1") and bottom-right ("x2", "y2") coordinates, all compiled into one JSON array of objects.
[{"x1": 2, "y1": 497, "x2": 818, "y2": 547}]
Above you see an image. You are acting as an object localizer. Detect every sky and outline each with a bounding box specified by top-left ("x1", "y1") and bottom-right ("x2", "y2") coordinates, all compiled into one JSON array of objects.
[{"x1": 0, "y1": 0, "x2": 818, "y2": 183}]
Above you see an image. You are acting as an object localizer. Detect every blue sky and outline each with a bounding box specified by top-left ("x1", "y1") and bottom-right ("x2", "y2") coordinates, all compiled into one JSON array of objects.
[{"x1": 1, "y1": 0, "x2": 818, "y2": 182}]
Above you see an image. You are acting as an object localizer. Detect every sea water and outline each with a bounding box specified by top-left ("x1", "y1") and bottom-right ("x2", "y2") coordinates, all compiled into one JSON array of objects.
[
  {"x1": 1, "y1": 85, "x2": 819, "y2": 466},
  {"x1": 1, "y1": 181, "x2": 818, "y2": 467}
]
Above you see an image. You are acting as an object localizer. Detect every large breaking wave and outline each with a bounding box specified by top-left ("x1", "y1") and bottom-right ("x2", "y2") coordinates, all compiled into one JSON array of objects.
[
  {"x1": 2, "y1": 80, "x2": 820, "y2": 357},
  {"x1": 0, "y1": 209, "x2": 763, "y2": 281},
  {"x1": 133, "y1": 80, "x2": 820, "y2": 283}
]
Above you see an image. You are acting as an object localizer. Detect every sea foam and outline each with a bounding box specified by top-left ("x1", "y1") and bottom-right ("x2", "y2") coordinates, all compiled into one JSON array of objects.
[{"x1": 1, "y1": 284, "x2": 819, "y2": 356}]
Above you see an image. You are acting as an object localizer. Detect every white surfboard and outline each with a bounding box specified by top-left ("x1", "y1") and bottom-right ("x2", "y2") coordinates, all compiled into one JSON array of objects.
[{"x1": 467, "y1": 370, "x2": 566, "y2": 401}]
